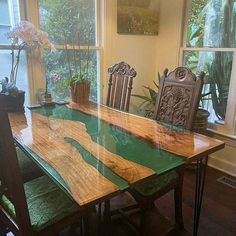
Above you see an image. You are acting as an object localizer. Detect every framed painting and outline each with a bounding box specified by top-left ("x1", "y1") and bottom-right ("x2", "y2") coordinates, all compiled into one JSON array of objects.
[{"x1": 117, "y1": 0, "x2": 160, "y2": 35}]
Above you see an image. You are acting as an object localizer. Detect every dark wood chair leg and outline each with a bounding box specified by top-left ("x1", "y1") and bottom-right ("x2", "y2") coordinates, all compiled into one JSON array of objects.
[
  {"x1": 97, "y1": 203, "x2": 102, "y2": 236},
  {"x1": 104, "y1": 200, "x2": 111, "y2": 224},
  {"x1": 174, "y1": 172, "x2": 184, "y2": 229},
  {"x1": 0, "y1": 221, "x2": 7, "y2": 236},
  {"x1": 140, "y1": 207, "x2": 147, "y2": 236},
  {"x1": 83, "y1": 215, "x2": 90, "y2": 236}
]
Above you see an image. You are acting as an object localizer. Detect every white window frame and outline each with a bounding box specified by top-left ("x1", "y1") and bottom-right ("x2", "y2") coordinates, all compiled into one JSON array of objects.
[
  {"x1": 180, "y1": 0, "x2": 236, "y2": 137},
  {"x1": 24, "y1": 0, "x2": 103, "y2": 105}
]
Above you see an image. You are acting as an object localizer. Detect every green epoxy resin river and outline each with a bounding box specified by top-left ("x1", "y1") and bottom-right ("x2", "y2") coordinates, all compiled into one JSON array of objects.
[{"x1": 33, "y1": 105, "x2": 185, "y2": 184}]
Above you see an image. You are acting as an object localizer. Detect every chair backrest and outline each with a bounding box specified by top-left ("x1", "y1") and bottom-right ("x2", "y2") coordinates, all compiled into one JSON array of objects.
[
  {"x1": 106, "y1": 61, "x2": 137, "y2": 111},
  {"x1": 0, "y1": 94, "x2": 31, "y2": 235},
  {"x1": 153, "y1": 67, "x2": 204, "y2": 130}
]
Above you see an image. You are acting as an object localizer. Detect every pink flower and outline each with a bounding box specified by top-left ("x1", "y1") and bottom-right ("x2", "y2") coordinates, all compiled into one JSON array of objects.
[{"x1": 7, "y1": 20, "x2": 55, "y2": 51}]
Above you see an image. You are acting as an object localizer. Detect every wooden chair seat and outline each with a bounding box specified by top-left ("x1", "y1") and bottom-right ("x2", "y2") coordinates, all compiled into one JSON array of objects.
[
  {"x1": 131, "y1": 170, "x2": 178, "y2": 197},
  {"x1": 0, "y1": 175, "x2": 80, "y2": 233},
  {"x1": 17, "y1": 147, "x2": 44, "y2": 182}
]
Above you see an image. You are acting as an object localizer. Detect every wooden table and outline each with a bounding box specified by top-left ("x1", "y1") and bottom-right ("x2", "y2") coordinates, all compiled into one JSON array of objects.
[{"x1": 9, "y1": 102, "x2": 224, "y2": 235}]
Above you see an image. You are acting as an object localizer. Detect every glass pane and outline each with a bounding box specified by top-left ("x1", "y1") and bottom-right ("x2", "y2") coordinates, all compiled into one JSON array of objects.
[
  {"x1": 0, "y1": 50, "x2": 29, "y2": 105},
  {"x1": 39, "y1": 0, "x2": 96, "y2": 45},
  {"x1": 183, "y1": 50, "x2": 233, "y2": 123},
  {"x1": 0, "y1": 0, "x2": 10, "y2": 24},
  {"x1": 44, "y1": 49, "x2": 98, "y2": 102},
  {"x1": 187, "y1": 0, "x2": 236, "y2": 48},
  {"x1": 0, "y1": 0, "x2": 20, "y2": 44}
]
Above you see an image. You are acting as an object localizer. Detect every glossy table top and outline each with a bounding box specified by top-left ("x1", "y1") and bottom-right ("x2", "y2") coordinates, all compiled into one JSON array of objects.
[{"x1": 9, "y1": 102, "x2": 224, "y2": 207}]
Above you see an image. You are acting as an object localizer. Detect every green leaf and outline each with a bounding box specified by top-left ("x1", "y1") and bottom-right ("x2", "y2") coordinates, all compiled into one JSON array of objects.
[
  {"x1": 153, "y1": 80, "x2": 159, "y2": 89},
  {"x1": 131, "y1": 94, "x2": 153, "y2": 102}
]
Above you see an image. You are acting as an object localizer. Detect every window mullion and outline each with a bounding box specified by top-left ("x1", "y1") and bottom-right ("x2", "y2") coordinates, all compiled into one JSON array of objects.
[
  {"x1": 224, "y1": 51, "x2": 236, "y2": 135},
  {"x1": 23, "y1": 0, "x2": 46, "y2": 106},
  {"x1": 54, "y1": 45, "x2": 100, "y2": 50}
]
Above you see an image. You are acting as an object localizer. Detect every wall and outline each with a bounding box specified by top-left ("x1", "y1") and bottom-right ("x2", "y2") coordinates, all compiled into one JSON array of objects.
[
  {"x1": 103, "y1": 0, "x2": 236, "y2": 177},
  {"x1": 103, "y1": 0, "x2": 185, "y2": 112}
]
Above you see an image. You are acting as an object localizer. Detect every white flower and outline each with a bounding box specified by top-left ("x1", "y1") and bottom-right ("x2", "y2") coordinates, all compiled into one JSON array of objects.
[{"x1": 7, "y1": 20, "x2": 55, "y2": 51}]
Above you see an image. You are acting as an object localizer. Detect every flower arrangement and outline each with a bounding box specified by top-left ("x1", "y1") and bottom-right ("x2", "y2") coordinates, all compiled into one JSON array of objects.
[{"x1": 0, "y1": 20, "x2": 55, "y2": 97}]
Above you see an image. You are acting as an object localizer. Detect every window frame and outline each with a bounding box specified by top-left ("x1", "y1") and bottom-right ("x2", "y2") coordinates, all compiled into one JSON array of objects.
[
  {"x1": 180, "y1": 0, "x2": 236, "y2": 136},
  {"x1": 23, "y1": 0, "x2": 103, "y2": 105},
  {"x1": 1, "y1": 0, "x2": 103, "y2": 106}
]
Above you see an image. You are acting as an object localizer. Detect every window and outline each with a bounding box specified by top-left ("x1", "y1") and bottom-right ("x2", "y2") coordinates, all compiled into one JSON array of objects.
[
  {"x1": 1, "y1": 0, "x2": 101, "y2": 106},
  {"x1": 0, "y1": 0, "x2": 30, "y2": 105},
  {"x1": 181, "y1": 0, "x2": 236, "y2": 135},
  {"x1": 38, "y1": 0, "x2": 100, "y2": 102}
]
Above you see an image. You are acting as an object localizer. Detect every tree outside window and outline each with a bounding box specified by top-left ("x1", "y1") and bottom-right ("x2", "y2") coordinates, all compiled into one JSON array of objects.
[{"x1": 39, "y1": 0, "x2": 99, "y2": 102}]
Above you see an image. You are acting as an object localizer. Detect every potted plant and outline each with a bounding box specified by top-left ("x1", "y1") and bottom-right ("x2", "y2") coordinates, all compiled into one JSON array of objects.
[
  {"x1": 132, "y1": 74, "x2": 160, "y2": 118},
  {"x1": 63, "y1": 31, "x2": 92, "y2": 104},
  {"x1": 0, "y1": 21, "x2": 55, "y2": 112}
]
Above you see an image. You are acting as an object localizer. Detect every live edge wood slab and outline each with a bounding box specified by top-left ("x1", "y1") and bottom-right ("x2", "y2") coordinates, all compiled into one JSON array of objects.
[
  {"x1": 68, "y1": 102, "x2": 224, "y2": 160},
  {"x1": 8, "y1": 102, "x2": 224, "y2": 207}
]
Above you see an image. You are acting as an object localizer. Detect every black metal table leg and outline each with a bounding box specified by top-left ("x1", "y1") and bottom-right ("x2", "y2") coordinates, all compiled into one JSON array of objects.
[{"x1": 193, "y1": 156, "x2": 208, "y2": 236}]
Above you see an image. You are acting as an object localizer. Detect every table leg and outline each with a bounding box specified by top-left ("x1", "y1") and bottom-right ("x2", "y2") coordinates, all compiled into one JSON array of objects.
[{"x1": 193, "y1": 156, "x2": 208, "y2": 236}]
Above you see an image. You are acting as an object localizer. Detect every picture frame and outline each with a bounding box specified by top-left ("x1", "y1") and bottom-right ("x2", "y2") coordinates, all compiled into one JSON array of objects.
[{"x1": 117, "y1": 0, "x2": 160, "y2": 35}]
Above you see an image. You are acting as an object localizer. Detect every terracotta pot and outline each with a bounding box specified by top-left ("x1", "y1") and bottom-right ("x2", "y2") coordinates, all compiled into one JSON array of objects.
[
  {"x1": 2, "y1": 90, "x2": 25, "y2": 112},
  {"x1": 193, "y1": 108, "x2": 210, "y2": 134},
  {"x1": 71, "y1": 81, "x2": 90, "y2": 104}
]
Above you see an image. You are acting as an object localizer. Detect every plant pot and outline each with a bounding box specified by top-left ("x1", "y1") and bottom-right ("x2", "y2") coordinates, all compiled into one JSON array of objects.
[
  {"x1": 193, "y1": 108, "x2": 210, "y2": 134},
  {"x1": 71, "y1": 81, "x2": 90, "y2": 104},
  {"x1": 2, "y1": 90, "x2": 25, "y2": 112}
]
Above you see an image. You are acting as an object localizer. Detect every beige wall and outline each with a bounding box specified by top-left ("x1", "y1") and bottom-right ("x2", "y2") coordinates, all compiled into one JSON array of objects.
[{"x1": 103, "y1": 0, "x2": 185, "y2": 112}]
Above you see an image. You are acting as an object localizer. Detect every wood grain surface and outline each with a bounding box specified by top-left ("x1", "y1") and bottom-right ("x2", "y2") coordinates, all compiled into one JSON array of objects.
[
  {"x1": 8, "y1": 103, "x2": 224, "y2": 206},
  {"x1": 9, "y1": 110, "x2": 155, "y2": 206},
  {"x1": 69, "y1": 102, "x2": 224, "y2": 161}
]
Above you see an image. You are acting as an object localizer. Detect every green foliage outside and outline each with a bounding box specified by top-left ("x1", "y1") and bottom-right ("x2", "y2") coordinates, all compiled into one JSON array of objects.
[
  {"x1": 39, "y1": 0, "x2": 98, "y2": 102},
  {"x1": 186, "y1": 0, "x2": 236, "y2": 120}
]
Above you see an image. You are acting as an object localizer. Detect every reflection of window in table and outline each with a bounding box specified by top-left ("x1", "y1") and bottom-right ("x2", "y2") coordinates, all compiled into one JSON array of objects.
[{"x1": 180, "y1": 0, "x2": 236, "y2": 136}]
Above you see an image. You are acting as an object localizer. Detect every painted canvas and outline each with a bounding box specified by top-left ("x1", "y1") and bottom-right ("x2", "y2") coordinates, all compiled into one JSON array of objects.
[{"x1": 117, "y1": 0, "x2": 160, "y2": 35}]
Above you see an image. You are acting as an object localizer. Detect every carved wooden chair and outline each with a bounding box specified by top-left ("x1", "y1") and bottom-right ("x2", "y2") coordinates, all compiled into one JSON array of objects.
[
  {"x1": 0, "y1": 95, "x2": 89, "y2": 236},
  {"x1": 106, "y1": 61, "x2": 137, "y2": 111},
  {"x1": 154, "y1": 67, "x2": 204, "y2": 130},
  {"x1": 129, "y1": 67, "x2": 204, "y2": 231}
]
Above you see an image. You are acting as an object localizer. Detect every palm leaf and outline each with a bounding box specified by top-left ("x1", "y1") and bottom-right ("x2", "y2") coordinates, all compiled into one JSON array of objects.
[{"x1": 132, "y1": 94, "x2": 153, "y2": 102}]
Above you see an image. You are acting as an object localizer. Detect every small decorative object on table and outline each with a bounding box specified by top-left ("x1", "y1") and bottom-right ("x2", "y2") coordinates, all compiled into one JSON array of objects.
[
  {"x1": 41, "y1": 79, "x2": 55, "y2": 107},
  {"x1": 0, "y1": 21, "x2": 55, "y2": 112}
]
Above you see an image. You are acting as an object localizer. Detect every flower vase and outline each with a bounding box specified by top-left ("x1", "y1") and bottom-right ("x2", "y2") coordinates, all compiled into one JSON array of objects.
[{"x1": 71, "y1": 81, "x2": 90, "y2": 104}]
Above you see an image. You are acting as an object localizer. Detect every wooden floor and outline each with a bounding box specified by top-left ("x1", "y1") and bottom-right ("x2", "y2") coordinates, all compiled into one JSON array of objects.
[
  {"x1": 157, "y1": 166, "x2": 236, "y2": 236},
  {"x1": 7, "y1": 167, "x2": 236, "y2": 236},
  {"x1": 100, "y1": 166, "x2": 236, "y2": 236}
]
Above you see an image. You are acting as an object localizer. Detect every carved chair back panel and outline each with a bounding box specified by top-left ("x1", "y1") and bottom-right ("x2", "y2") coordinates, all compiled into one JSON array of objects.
[
  {"x1": 106, "y1": 62, "x2": 137, "y2": 111},
  {"x1": 157, "y1": 83, "x2": 195, "y2": 129},
  {"x1": 154, "y1": 67, "x2": 204, "y2": 130}
]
